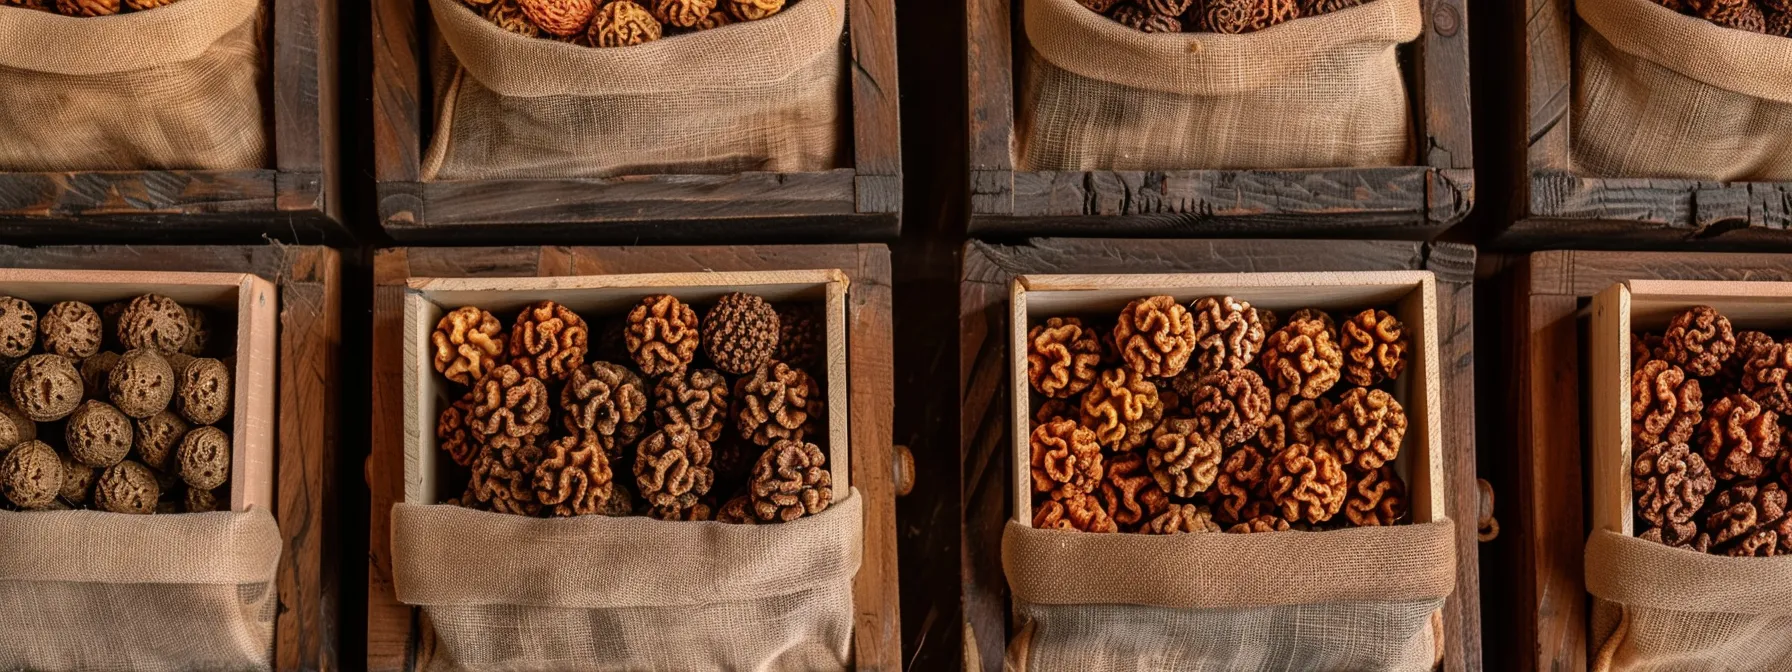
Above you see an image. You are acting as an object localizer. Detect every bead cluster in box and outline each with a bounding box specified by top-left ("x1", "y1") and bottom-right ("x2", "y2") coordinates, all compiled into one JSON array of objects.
[
  {"x1": 402, "y1": 270, "x2": 849, "y2": 514},
  {"x1": 1010, "y1": 271, "x2": 1443, "y2": 531}
]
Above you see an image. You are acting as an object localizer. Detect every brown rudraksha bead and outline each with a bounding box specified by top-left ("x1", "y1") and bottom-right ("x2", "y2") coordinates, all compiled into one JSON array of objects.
[
  {"x1": 625, "y1": 295, "x2": 699, "y2": 376},
  {"x1": 1147, "y1": 417, "x2": 1222, "y2": 498},
  {"x1": 533, "y1": 433, "x2": 613, "y2": 517},
  {"x1": 1185, "y1": 369, "x2": 1271, "y2": 447},
  {"x1": 701, "y1": 292, "x2": 779, "y2": 375},
  {"x1": 653, "y1": 368, "x2": 730, "y2": 442},
  {"x1": 1698, "y1": 393, "x2": 1781, "y2": 481},
  {"x1": 471, "y1": 442, "x2": 545, "y2": 516},
  {"x1": 432, "y1": 307, "x2": 507, "y2": 386},
  {"x1": 1198, "y1": 0, "x2": 1298, "y2": 33},
  {"x1": 774, "y1": 304, "x2": 823, "y2": 370},
  {"x1": 734, "y1": 361, "x2": 822, "y2": 446},
  {"x1": 1259, "y1": 317, "x2": 1342, "y2": 400},
  {"x1": 1632, "y1": 441, "x2": 1715, "y2": 531},
  {"x1": 1027, "y1": 317, "x2": 1104, "y2": 399},
  {"x1": 1339, "y1": 309, "x2": 1408, "y2": 387},
  {"x1": 1031, "y1": 417, "x2": 1104, "y2": 497},
  {"x1": 1742, "y1": 341, "x2": 1792, "y2": 415},
  {"x1": 1112, "y1": 296, "x2": 1196, "y2": 378},
  {"x1": 517, "y1": 0, "x2": 595, "y2": 36},
  {"x1": 39, "y1": 301, "x2": 101, "y2": 360},
  {"x1": 466, "y1": 365, "x2": 552, "y2": 451},
  {"x1": 1100, "y1": 451, "x2": 1171, "y2": 531},
  {"x1": 748, "y1": 439, "x2": 833, "y2": 522},
  {"x1": 1188, "y1": 296, "x2": 1266, "y2": 377},
  {"x1": 635, "y1": 423, "x2": 715, "y2": 513},
  {"x1": 1266, "y1": 442, "x2": 1347, "y2": 524},
  {"x1": 1143, "y1": 504, "x2": 1223, "y2": 534},
  {"x1": 561, "y1": 362, "x2": 649, "y2": 457},
  {"x1": 1632, "y1": 359, "x2": 1704, "y2": 446},
  {"x1": 1343, "y1": 465, "x2": 1408, "y2": 527},
  {"x1": 1324, "y1": 388, "x2": 1408, "y2": 471},
  {"x1": 1033, "y1": 490, "x2": 1117, "y2": 532},
  {"x1": 590, "y1": 0, "x2": 664, "y2": 45},
  {"x1": 117, "y1": 294, "x2": 190, "y2": 357},
  {"x1": 1079, "y1": 367, "x2": 1162, "y2": 451},
  {"x1": 1705, "y1": 481, "x2": 1792, "y2": 556},
  {"x1": 1660, "y1": 306, "x2": 1735, "y2": 378},
  {"x1": 509, "y1": 301, "x2": 587, "y2": 383}
]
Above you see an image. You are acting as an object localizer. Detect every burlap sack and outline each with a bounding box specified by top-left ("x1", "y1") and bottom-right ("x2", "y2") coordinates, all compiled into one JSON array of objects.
[
  {"x1": 392, "y1": 489, "x2": 863, "y2": 672},
  {"x1": 0, "y1": 508, "x2": 282, "y2": 672},
  {"x1": 1573, "y1": 0, "x2": 1792, "y2": 181},
  {"x1": 0, "y1": 0, "x2": 266, "y2": 172},
  {"x1": 1014, "y1": 0, "x2": 1420, "y2": 172},
  {"x1": 1585, "y1": 529, "x2": 1792, "y2": 671},
  {"x1": 421, "y1": 0, "x2": 845, "y2": 181},
  {"x1": 1003, "y1": 519, "x2": 1457, "y2": 671}
]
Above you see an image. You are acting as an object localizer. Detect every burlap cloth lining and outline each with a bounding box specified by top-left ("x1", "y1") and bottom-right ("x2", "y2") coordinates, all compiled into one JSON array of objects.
[
  {"x1": 0, "y1": 508, "x2": 282, "y2": 672},
  {"x1": 392, "y1": 489, "x2": 863, "y2": 672},
  {"x1": 1586, "y1": 529, "x2": 1792, "y2": 672},
  {"x1": 1004, "y1": 519, "x2": 1456, "y2": 671},
  {"x1": 1572, "y1": 0, "x2": 1792, "y2": 180},
  {"x1": 0, "y1": 0, "x2": 267, "y2": 172},
  {"x1": 421, "y1": 0, "x2": 845, "y2": 181},
  {"x1": 1015, "y1": 0, "x2": 1420, "y2": 171}
]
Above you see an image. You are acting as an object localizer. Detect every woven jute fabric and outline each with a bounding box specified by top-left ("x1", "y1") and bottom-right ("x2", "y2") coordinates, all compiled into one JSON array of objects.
[
  {"x1": 0, "y1": 508, "x2": 282, "y2": 672},
  {"x1": 1573, "y1": 0, "x2": 1792, "y2": 181},
  {"x1": 1015, "y1": 0, "x2": 1419, "y2": 172},
  {"x1": 1003, "y1": 519, "x2": 1455, "y2": 671},
  {"x1": 1586, "y1": 529, "x2": 1792, "y2": 672},
  {"x1": 392, "y1": 489, "x2": 862, "y2": 672},
  {"x1": 0, "y1": 0, "x2": 267, "y2": 172},
  {"x1": 421, "y1": 0, "x2": 845, "y2": 181}
]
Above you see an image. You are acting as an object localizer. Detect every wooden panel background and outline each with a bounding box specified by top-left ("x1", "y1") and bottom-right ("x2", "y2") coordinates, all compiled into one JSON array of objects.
[
  {"x1": 366, "y1": 245, "x2": 899, "y2": 672},
  {"x1": 960, "y1": 238, "x2": 1482, "y2": 671},
  {"x1": 0, "y1": 245, "x2": 342, "y2": 671},
  {"x1": 1480, "y1": 250, "x2": 1792, "y2": 672},
  {"x1": 0, "y1": 0, "x2": 346, "y2": 244},
  {"x1": 964, "y1": 0, "x2": 1475, "y2": 238}
]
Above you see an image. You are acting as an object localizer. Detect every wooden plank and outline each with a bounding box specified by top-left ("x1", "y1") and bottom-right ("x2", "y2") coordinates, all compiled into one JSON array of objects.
[
  {"x1": 372, "y1": 0, "x2": 422, "y2": 184},
  {"x1": 1417, "y1": 0, "x2": 1474, "y2": 170},
  {"x1": 367, "y1": 245, "x2": 900, "y2": 672},
  {"x1": 964, "y1": 0, "x2": 1015, "y2": 178},
  {"x1": 383, "y1": 171, "x2": 863, "y2": 229},
  {"x1": 960, "y1": 238, "x2": 1481, "y2": 672},
  {"x1": 847, "y1": 0, "x2": 901, "y2": 181},
  {"x1": 0, "y1": 171, "x2": 282, "y2": 217}
]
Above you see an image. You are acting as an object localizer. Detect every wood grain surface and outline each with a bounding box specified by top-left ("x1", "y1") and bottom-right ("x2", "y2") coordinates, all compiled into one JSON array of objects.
[
  {"x1": 367, "y1": 245, "x2": 900, "y2": 672},
  {"x1": 0, "y1": 245, "x2": 342, "y2": 672},
  {"x1": 961, "y1": 238, "x2": 1482, "y2": 672},
  {"x1": 1481, "y1": 250, "x2": 1792, "y2": 672}
]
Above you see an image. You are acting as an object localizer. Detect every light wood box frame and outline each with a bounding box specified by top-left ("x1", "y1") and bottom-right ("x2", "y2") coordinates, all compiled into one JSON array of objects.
[
  {"x1": 1006, "y1": 271, "x2": 1445, "y2": 526},
  {"x1": 0, "y1": 0, "x2": 344, "y2": 244},
  {"x1": 371, "y1": 0, "x2": 902, "y2": 243},
  {"x1": 964, "y1": 0, "x2": 1474, "y2": 239},
  {"x1": 0, "y1": 270, "x2": 278, "y2": 511},
  {"x1": 1587, "y1": 279, "x2": 1792, "y2": 537},
  {"x1": 398, "y1": 270, "x2": 854, "y2": 504}
]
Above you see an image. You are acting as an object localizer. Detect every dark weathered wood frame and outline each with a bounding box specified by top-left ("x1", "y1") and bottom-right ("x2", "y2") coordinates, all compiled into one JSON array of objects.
[
  {"x1": 959, "y1": 238, "x2": 1483, "y2": 671},
  {"x1": 0, "y1": 2, "x2": 343, "y2": 243},
  {"x1": 964, "y1": 0, "x2": 1474, "y2": 239},
  {"x1": 366, "y1": 245, "x2": 900, "y2": 671},
  {"x1": 1477, "y1": 1, "x2": 1792, "y2": 248},
  {"x1": 370, "y1": 2, "x2": 902, "y2": 242},
  {"x1": 1480, "y1": 250, "x2": 1792, "y2": 672},
  {"x1": 0, "y1": 245, "x2": 342, "y2": 671}
]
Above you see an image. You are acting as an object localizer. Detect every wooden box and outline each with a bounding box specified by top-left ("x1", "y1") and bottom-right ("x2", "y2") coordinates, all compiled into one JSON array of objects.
[
  {"x1": 964, "y1": 0, "x2": 1473, "y2": 239},
  {"x1": 0, "y1": 1, "x2": 344, "y2": 244},
  {"x1": 1006, "y1": 271, "x2": 1444, "y2": 527},
  {"x1": 370, "y1": 1, "x2": 902, "y2": 243},
  {"x1": 368, "y1": 245, "x2": 899, "y2": 671},
  {"x1": 1473, "y1": 2, "x2": 1792, "y2": 249},
  {"x1": 398, "y1": 271, "x2": 853, "y2": 504},
  {"x1": 0, "y1": 270, "x2": 278, "y2": 510},
  {"x1": 0, "y1": 245, "x2": 341, "y2": 671},
  {"x1": 960, "y1": 239, "x2": 1483, "y2": 672},
  {"x1": 1480, "y1": 251, "x2": 1792, "y2": 672}
]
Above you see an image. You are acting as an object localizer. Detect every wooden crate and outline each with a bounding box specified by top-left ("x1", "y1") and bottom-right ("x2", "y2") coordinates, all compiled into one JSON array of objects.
[
  {"x1": 1474, "y1": 1, "x2": 1792, "y2": 249},
  {"x1": 399, "y1": 270, "x2": 853, "y2": 504},
  {"x1": 1007, "y1": 271, "x2": 1445, "y2": 527},
  {"x1": 960, "y1": 238, "x2": 1483, "y2": 672},
  {"x1": 0, "y1": 245, "x2": 341, "y2": 671},
  {"x1": 370, "y1": 2, "x2": 902, "y2": 243},
  {"x1": 1481, "y1": 251, "x2": 1792, "y2": 672},
  {"x1": 367, "y1": 245, "x2": 899, "y2": 671},
  {"x1": 0, "y1": 270, "x2": 278, "y2": 510},
  {"x1": 0, "y1": 2, "x2": 344, "y2": 244},
  {"x1": 964, "y1": 0, "x2": 1474, "y2": 239}
]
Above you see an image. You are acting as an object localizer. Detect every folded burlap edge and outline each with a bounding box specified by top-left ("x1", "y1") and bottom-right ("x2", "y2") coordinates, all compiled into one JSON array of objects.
[
  {"x1": 1578, "y1": 0, "x2": 1792, "y2": 104},
  {"x1": 1004, "y1": 519, "x2": 1456, "y2": 608},
  {"x1": 0, "y1": 0, "x2": 259, "y2": 75},
  {"x1": 394, "y1": 489, "x2": 863, "y2": 608},
  {"x1": 1585, "y1": 528, "x2": 1792, "y2": 614},
  {"x1": 429, "y1": 0, "x2": 844, "y2": 98},
  {"x1": 1023, "y1": 0, "x2": 1420, "y2": 97},
  {"x1": 0, "y1": 507, "x2": 281, "y2": 585}
]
